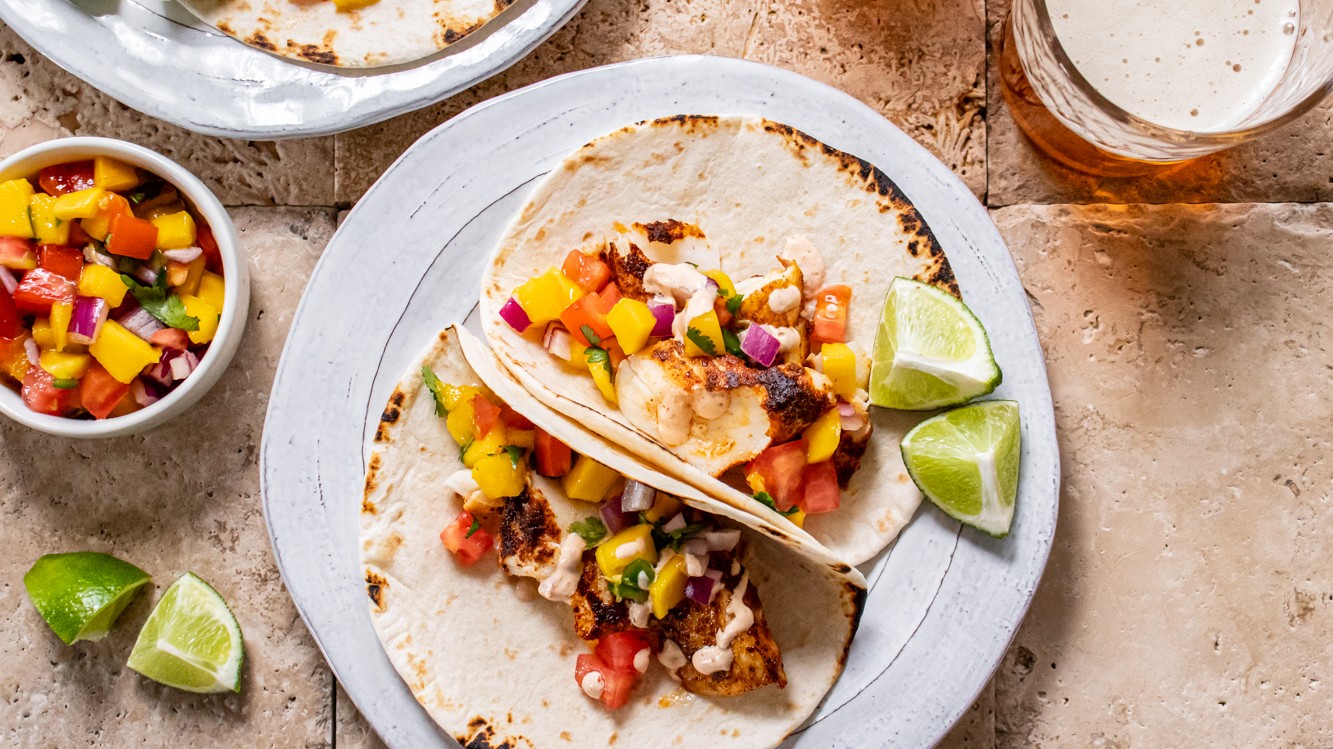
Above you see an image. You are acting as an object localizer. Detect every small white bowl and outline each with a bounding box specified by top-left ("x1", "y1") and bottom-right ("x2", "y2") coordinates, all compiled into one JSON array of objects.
[{"x1": 0, "y1": 137, "x2": 249, "y2": 438}]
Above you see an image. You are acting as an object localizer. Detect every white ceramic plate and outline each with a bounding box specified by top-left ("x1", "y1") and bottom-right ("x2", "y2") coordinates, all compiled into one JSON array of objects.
[
  {"x1": 261, "y1": 55, "x2": 1059, "y2": 748},
  {"x1": 0, "y1": 0, "x2": 585, "y2": 139}
]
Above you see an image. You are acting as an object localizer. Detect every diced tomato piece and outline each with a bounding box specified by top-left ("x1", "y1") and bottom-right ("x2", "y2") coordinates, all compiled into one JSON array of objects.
[
  {"x1": 597, "y1": 282, "x2": 622, "y2": 307},
  {"x1": 747, "y1": 441, "x2": 808, "y2": 511},
  {"x1": 499, "y1": 404, "x2": 534, "y2": 431},
  {"x1": 38, "y1": 245, "x2": 84, "y2": 280},
  {"x1": 0, "y1": 236, "x2": 37, "y2": 270},
  {"x1": 105, "y1": 213, "x2": 158, "y2": 260},
  {"x1": 800, "y1": 460, "x2": 841, "y2": 514},
  {"x1": 605, "y1": 338, "x2": 626, "y2": 370},
  {"x1": 534, "y1": 427, "x2": 572, "y2": 477},
  {"x1": 149, "y1": 328, "x2": 191, "y2": 350},
  {"x1": 440, "y1": 511, "x2": 493, "y2": 566},
  {"x1": 595, "y1": 630, "x2": 654, "y2": 673},
  {"x1": 574, "y1": 653, "x2": 639, "y2": 710},
  {"x1": 810, "y1": 284, "x2": 851, "y2": 345},
  {"x1": 38, "y1": 161, "x2": 95, "y2": 196},
  {"x1": 472, "y1": 393, "x2": 502, "y2": 438},
  {"x1": 561, "y1": 250, "x2": 612, "y2": 292},
  {"x1": 559, "y1": 291, "x2": 618, "y2": 347},
  {"x1": 12, "y1": 267, "x2": 75, "y2": 314},
  {"x1": 78, "y1": 363, "x2": 130, "y2": 420},
  {"x1": 0, "y1": 285, "x2": 21, "y2": 338},
  {"x1": 21, "y1": 366, "x2": 75, "y2": 416},
  {"x1": 197, "y1": 222, "x2": 223, "y2": 273}
]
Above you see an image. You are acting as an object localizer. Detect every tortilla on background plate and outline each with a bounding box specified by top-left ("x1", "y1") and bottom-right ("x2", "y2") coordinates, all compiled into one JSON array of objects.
[
  {"x1": 481, "y1": 115, "x2": 958, "y2": 566},
  {"x1": 178, "y1": 0, "x2": 516, "y2": 68},
  {"x1": 360, "y1": 326, "x2": 865, "y2": 748}
]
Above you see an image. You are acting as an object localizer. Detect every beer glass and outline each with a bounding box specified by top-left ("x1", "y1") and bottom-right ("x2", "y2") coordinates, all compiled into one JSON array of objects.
[{"x1": 1000, "y1": 0, "x2": 1333, "y2": 175}]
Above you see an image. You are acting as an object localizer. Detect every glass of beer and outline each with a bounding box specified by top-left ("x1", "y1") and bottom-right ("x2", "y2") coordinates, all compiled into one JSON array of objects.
[{"x1": 1001, "y1": 0, "x2": 1333, "y2": 175}]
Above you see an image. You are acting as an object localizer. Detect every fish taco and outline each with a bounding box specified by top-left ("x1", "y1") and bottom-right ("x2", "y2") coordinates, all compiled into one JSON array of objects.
[
  {"x1": 360, "y1": 326, "x2": 865, "y2": 748},
  {"x1": 481, "y1": 115, "x2": 959, "y2": 564}
]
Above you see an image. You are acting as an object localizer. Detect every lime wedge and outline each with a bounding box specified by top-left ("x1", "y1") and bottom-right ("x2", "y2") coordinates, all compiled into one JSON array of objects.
[
  {"x1": 901, "y1": 400, "x2": 1021, "y2": 537},
  {"x1": 869, "y1": 277, "x2": 1001, "y2": 410},
  {"x1": 24, "y1": 552, "x2": 151, "y2": 645},
  {"x1": 127, "y1": 573, "x2": 244, "y2": 693}
]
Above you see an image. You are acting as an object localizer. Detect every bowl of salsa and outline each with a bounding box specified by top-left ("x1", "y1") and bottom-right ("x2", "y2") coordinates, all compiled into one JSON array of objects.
[{"x1": 0, "y1": 137, "x2": 249, "y2": 438}]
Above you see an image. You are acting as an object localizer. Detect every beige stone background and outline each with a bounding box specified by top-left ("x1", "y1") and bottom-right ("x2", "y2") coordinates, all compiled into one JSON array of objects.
[{"x1": 0, "y1": 1, "x2": 1329, "y2": 747}]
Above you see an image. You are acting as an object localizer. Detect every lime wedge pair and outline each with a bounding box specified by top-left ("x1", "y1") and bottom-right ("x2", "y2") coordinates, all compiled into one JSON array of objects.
[
  {"x1": 25, "y1": 554, "x2": 243, "y2": 693},
  {"x1": 869, "y1": 278, "x2": 1020, "y2": 536}
]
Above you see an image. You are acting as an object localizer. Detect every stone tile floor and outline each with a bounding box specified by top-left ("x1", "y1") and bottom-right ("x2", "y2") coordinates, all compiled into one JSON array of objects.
[{"x1": 1, "y1": 0, "x2": 1330, "y2": 746}]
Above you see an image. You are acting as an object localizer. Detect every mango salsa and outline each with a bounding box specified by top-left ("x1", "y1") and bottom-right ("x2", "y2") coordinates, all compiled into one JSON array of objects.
[
  {"x1": 48, "y1": 301, "x2": 72, "y2": 351},
  {"x1": 821, "y1": 342, "x2": 858, "y2": 399},
  {"x1": 585, "y1": 347, "x2": 617, "y2": 404},
  {"x1": 178, "y1": 295, "x2": 218, "y2": 345},
  {"x1": 683, "y1": 309, "x2": 725, "y2": 358},
  {"x1": 92, "y1": 157, "x2": 140, "y2": 193},
  {"x1": 513, "y1": 268, "x2": 585, "y2": 326},
  {"x1": 89, "y1": 320, "x2": 160, "y2": 384},
  {"x1": 77, "y1": 265, "x2": 129, "y2": 306},
  {"x1": 446, "y1": 397, "x2": 477, "y2": 445},
  {"x1": 462, "y1": 427, "x2": 507, "y2": 468},
  {"x1": 594, "y1": 525, "x2": 658, "y2": 581},
  {"x1": 0, "y1": 178, "x2": 35, "y2": 238},
  {"x1": 52, "y1": 187, "x2": 106, "y2": 221},
  {"x1": 642, "y1": 492, "x2": 682, "y2": 524},
  {"x1": 197, "y1": 271, "x2": 225, "y2": 311},
  {"x1": 649, "y1": 554, "x2": 688, "y2": 618},
  {"x1": 562, "y1": 454, "x2": 619, "y2": 503},
  {"x1": 803, "y1": 408, "x2": 842, "y2": 464},
  {"x1": 472, "y1": 452, "x2": 527, "y2": 500},
  {"x1": 28, "y1": 194, "x2": 69, "y2": 245},
  {"x1": 701, "y1": 269, "x2": 736, "y2": 298},
  {"x1": 151, "y1": 211, "x2": 197, "y2": 250},
  {"x1": 80, "y1": 192, "x2": 130, "y2": 241},
  {"x1": 605, "y1": 298, "x2": 656, "y2": 355},
  {"x1": 39, "y1": 350, "x2": 91, "y2": 380}
]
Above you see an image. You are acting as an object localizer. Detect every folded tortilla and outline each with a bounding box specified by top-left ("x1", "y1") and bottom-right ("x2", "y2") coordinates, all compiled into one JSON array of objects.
[
  {"x1": 481, "y1": 115, "x2": 957, "y2": 565},
  {"x1": 360, "y1": 326, "x2": 865, "y2": 748}
]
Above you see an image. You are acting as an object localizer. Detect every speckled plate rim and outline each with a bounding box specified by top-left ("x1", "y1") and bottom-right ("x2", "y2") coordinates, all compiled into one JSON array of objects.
[
  {"x1": 260, "y1": 55, "x2": 1059, "y2": 749},
  {"x1": 0, "y1": 0, "x2": 586, "y2": 139}
]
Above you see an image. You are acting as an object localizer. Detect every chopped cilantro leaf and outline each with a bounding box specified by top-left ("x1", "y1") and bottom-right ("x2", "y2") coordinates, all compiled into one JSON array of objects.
[
  {"x1": 126, "y1": 189, "x2": 148, "y2": 205},
  {"x1": 421, "y1": 365, "x2": 447, "y2": 417},
  {"x1": 584, "y1": 345, "x2": 611, "y2": 374},
  {"x1": 622, "y1": 558, "x2": 656, "y2": 589},
  {"x1": 611, "y1": 581, "x2": 649, "y2": 603},
  {"x1": 120, "y1": 273, "x2": 200, "y2": 331},
  {"x1": 459, "y1": 439, "x2": 473, "y2": 462},
  {"x1": 659, "y1": 522, "x2": 707, "y2": 549},
  {"x1": 753, "y1": 491, "x2": 799, "y2": 516},
  {"x1": 722, "y1": 327, "x2": 743, "y2": 358},
  {"x1": 466, "y1": 518, "x2": 481, "y2": 538},
  {"x1": 580, "y1": 325, "x2": 602, "y2": 346},
  {"x1": 503, "y1": 444, "x2": 525, "y2": 469},
  {"x1": 569, "y1": 517, "x2": 608, "y2": 546},
  {"x1": 685, "y1": 326, "x2": 716, "y2": 356},
  {"x1": 725, "y1": 293, "x2": 744, "y2": 316},
  {"x1": 51, "y1": 378, "x2": 78, "y2": 390}
]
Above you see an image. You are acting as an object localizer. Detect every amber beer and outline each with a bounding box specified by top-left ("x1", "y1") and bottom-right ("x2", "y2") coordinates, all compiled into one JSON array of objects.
[{"x1": 1000, "y1": 0, "x2": 1333, "y2": 176}]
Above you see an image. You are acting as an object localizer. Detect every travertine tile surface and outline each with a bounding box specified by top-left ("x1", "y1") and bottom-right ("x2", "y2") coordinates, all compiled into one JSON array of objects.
[
  {"x1": 0, "y1": 208, "x2": 336, "y2": 747},
  {"x1": 334, "y1": 0, "x2": 987, "y2": 204},
  {"x1": 991, "y1": 202, "x2": 1333, "y2": 746}
]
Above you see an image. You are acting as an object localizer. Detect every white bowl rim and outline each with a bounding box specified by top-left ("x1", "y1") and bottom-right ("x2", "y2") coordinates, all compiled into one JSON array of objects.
[{"x1": 0, "y1": 136, "x2": 248, "y2": 439}]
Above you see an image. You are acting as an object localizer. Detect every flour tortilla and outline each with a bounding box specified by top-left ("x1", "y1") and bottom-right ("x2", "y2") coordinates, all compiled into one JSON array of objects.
[
  {"x1": 360, "y1": 326, "x2": 865, "y2": 749},
  {"x1": 180, "y1": 0, "x2": 515, "y2": 68},
  {"x1": 481, "y1": 115, "x2": 957, "y2": 565}
]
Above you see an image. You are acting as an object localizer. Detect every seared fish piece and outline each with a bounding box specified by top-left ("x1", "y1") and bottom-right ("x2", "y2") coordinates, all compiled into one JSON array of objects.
[
  {"x1": 497, "y1": 485, "x2": 563, "y2": 580},
  {"x1": 569, "y1": 553, "x2": 633, "y2": 641},
  {"x1": 616, "y1": 340, "x2": 835, "y2": 477}
]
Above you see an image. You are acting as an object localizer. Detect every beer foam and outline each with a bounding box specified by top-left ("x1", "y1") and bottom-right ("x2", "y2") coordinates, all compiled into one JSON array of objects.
[{"x1": 1048, "y1": 0, "x2": 1300, "y2": 132}]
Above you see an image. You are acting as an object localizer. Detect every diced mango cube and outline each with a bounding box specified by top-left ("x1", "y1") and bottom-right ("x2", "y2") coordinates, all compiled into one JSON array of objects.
[
  {"x1": 821, "y1": 343, "x2": 858, "y2": 399},
  {"x1": 803, "y1": 408, "x2": 842, "y2": 464},
  {"x1": 89, "y1": 320, "x2": 160, "y2": 383},
  {"x1": 29, "y1": 194, "x2": 69, "y2": 245},
  {"x1": 0, "y1": 179, "x2": 35, "y2": 238},
  {"x1": 445, "y1": 397, "x2": 476, "y2": 445},
  {"x1": 178, "y1": 294, "x2": 219, "y2": 345},
  {"x1": 39, "y1": 350, "x2": 91, "y2": 380},
  {"x1": 512, "y1": 268, "x2": 585, "y2": 326},
  {"x1": 642, "y1": 493, "x2": 682, "y2": 524},
  {"x1": 92, "y1": 157, "x2": 140, "y2": 193},
  {"x1": 507, "y1": 429, "x2": 535, "y2": 449},
  {"x1": 332, "y1": 0, "x2": 378, "y2": 10},
  {"x1": 151, "y1": 211, "x2": 197, "y2": 250},
  {"x1": 585, "y1": 347, "x2": 617, "y2": 404},
  {"x1": 49, "y1": 301, "x2": 72, "y2": 352},
  {"x1": 787, "y1": 507, "x2": 807, "y2": 528},
  {"x1": 462, "y1": 427, "x2": 507, "y2": 468},
  {"x1": 606, "y1": 298, "x2": 656, "y2": 355},
  {"x1": 594, "y1": 525, "x2": 658, "y2": 581},
  {"x1": 701, "y1": 269, "x2": 735, "y2": 298},
  {"x1": 441, "y1": 383, "x2": 483, "y2": 412},
  {"x1": 30, "y1": 318, "x2": 55, "y2": 350},
  {"x1": 683, "y1": 308, "x2": 725, "y2": 358},
  {"x1": 562, "y1": 454, "x2": 619, "y2": 503},
  {"x1": 53, "y1": 188, "x2": 106, "y2": 221},
  {"x1": 167, "y1": 256, "x2": 205, "y2": 296},
  {"x1": 649, "y1": 554, "x2": 688, "y2": 618},
  {"x1": 472, "y1": 452, "x2": 527, "y2": 500},
  {"x1": 197, "y1": 271, "x2": 225, "y2": 311},
  {"x1": 77, "y1": 264, "x2": 129, "y2": 307},
  {"x1": 80, "y1": 192, "x2": 130, "y2": 241}
]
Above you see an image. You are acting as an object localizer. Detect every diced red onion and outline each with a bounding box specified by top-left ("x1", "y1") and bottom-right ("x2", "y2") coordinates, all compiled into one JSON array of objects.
[
  {"x1": 134, "y1": 265, "x2": 158, "y2": 285},
  {"x1": 542, "y1": 323, "x2": 571, "y2": 361},
  {"x1": 838, "y1": 402, "x2": 867, "y2": 432},
  {"x1": 168, "y1": 350, "x2": 199, "y2": 381},
  {"x1": 83, "y1": 245, "x2": 115, "y2": 268},
  {"x1": 684, "y1": 576, "x2": 715, "y2": 605},
  {"x1": 67, "y1": 296, "x2": 108, "y2": 345},
  {"x1": 599, "y1": 496, "x2": 630, "y2": 534},
  {"x1": 648, "y1": 302, "x2": 674, "y2": 338},
  {"x1": 661, "y1": 513, "x2": 686, "y2": 534},
  {"x1": 499, "y1": 297, "x2": 531, "y2": 333},
  {"x1": 620, "y1": 480, "x2": 655, "y2": 512},
  {"x1": 143, "y1": 350, "x2": 174, "y2": 386},
  {"x1": 0, "y1": 269, "x2": 16, "y2": 295},
  {"x1": 131, "y1": 379, "x2": 160, "y2": 407},
  {"x1": 740, "y1": 324, "x2": 780, "y2": 367},
  {"x1": 118, "y1": 308, "x2": 164, "y2": 341},
  {"x1": 24, "y1": 337, "x2": 38, "y2": 365},
  {"x1": 703, "y1": 277, "x2": 718, "y2": 292},
  {"x1": 161, "y1": 247, "x2": 203, "y2": 264},
  {"x1": 702, "y1": 530, "x2": 741, "y2": 552},
  {"x1": 704, "y1": 568, "x2": 724, "y2": 583}
]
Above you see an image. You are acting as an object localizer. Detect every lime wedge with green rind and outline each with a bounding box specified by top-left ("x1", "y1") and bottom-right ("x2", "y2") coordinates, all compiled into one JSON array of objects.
[
  {"x1": 127, "y1": 572, "x2": 244, "y2": 693},
  {"x1": 869, "y1": 277, "x2": 1001, "y2": 410},
  {"x1": 901, "y1": 400, "x2": 1021, "y2": 537},
  {"x1": 24, "y1": 552, "x2": 151, "y2": 645}
]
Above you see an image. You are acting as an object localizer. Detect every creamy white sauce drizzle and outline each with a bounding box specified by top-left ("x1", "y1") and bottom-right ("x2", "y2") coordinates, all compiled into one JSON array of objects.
[
  {"x1": 757, "y1": 323, "x2": 801, "y2": 353},
  {"x1": 779, "y1": 236, "x2": 826, "y2": 318},
  {"x1": 627, "y1": 600, "x2": 651, "y2": 628},
  {"x1": 690, "y1": 572, "x2": 754, "y2": 676},
  {"x1": 537, "y1": 534, "x2": 586, "y2": 603},
  {"x1": 614, "y1": 538, "x2": 646, "y2": 560},
  {"x1": 443, "y1": 469, "x2": 479, "y2": 499},
  {"x1": 656, "y1": 388, "x2": 692, "y2": 446},
  {"x1": 767, "y1": 285, "x2": 802, "y2": 315},
  {"x1": 658, "y1": 639, "x2": 687, "y2": 679},
  {"x1": 691, "y1": 388, "x2": 729, "y2": 420},
  {"x1": 633, "y1": 647, "x2": 651, "y2": 674},
  {"x1": 580, "y1": 671, "x2": 605, "y2": 700}
]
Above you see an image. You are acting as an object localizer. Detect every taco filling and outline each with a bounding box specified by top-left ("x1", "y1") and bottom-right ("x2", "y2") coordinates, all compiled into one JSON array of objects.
[
  {"x1": 497, "y1": 222, "x2": 873, "y2": 525},
  {"x1": 427, "y1": 372, "x2": 787, "y2": 710}
]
